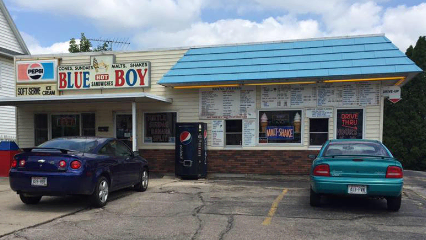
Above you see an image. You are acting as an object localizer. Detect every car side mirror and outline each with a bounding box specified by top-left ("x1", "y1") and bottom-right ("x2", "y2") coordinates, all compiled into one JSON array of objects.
[
  {"x1": 133, "y1": 151, "x2": 140, "y2": 157},
  {"x1": 308, "y1": 154, "x2": 317, "y2": 159}
]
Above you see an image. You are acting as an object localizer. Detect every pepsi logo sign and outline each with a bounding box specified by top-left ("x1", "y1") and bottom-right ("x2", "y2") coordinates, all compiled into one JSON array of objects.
[
  {"x1": 180, "y1": 131, "x2": 192, "y2": 145},
  {"x1": 27, "y1": 63, "x2": 44, "y2": 80}
]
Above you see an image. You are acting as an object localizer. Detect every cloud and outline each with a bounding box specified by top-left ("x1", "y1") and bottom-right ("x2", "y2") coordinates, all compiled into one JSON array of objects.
[
  {"x1": 12, "y1": 0, "x2": 206, "y2": 31},
  {"x1": 134, "y1": 16, "x2": 321, "y2": 49},
  {"x1": 13, "y1": 0, "x2": 426, "y2": 53},
  {"x1": 21, "y1": 32, "x2": 71, "y2": 54},
  {"x1": 381, "y1": 3, "x2": 426, "y2": 50}
]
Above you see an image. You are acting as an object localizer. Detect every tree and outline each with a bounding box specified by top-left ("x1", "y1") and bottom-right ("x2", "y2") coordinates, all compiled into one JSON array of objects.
[
  {"x1": 383, "y1": 36, "x2": 426, "y2": 170},
  {"x1": 68, "y1": 33, "x2": 110, "y2": 53}
]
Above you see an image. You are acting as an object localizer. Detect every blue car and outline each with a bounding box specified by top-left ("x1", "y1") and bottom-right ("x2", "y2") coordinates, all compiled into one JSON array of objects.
[
  {"x1": 9, "y1": 137, "x2": 149, "y2": 207},
  {"x1": 310, "y1": 139, "x2": 403, "y2": 211}
]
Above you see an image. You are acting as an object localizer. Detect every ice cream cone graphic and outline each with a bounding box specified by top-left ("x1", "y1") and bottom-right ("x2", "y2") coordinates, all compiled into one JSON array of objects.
[
  {"x1": 261, "y1": 113, "x2": 268, "y2": 133},
  {"x1": 294, "y1": 113, "x2": 301, "y2": 133}
]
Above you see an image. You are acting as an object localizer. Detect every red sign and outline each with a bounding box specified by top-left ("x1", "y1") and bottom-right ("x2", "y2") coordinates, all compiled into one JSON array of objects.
[{"x1": 389, "y1": 98, "x2": 401, "y2": 104}]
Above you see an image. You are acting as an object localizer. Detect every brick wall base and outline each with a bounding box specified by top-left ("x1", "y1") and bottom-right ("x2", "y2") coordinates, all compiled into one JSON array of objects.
[{"x1": 140, "y1": 149, "x2": 319, "y2": 175}]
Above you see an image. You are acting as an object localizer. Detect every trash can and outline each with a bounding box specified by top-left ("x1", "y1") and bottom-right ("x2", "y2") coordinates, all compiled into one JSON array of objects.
[{"x1": 0, "y1": 141, "x2": 20, "y2": 177}]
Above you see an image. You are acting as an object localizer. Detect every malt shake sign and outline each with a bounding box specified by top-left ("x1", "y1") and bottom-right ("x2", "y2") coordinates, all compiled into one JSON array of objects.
[{"x1": 58, "y1": 55, "x2": 150, "y2": 90}]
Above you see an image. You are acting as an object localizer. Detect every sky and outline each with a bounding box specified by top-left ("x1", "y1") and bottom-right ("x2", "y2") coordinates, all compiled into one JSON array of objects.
[{"x1": 4, "y1": 0, "x2": 426, "y2": 54}]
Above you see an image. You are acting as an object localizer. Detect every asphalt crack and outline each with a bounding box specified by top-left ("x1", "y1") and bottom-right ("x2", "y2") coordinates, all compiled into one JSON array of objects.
[
  {"x1": 218, "y1": 215, "x2": 234, "y2": 240},
  {"x1": 191, "y1": 192, "x2": 205, "y2": 240}
]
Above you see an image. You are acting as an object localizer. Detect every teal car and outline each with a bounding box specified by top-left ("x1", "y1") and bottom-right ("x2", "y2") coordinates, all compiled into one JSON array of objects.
[{"x1": 310, "y1": 139, "x2": 403, "y2": 211}]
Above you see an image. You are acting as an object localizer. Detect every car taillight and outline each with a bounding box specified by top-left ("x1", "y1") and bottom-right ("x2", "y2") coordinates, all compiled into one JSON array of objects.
[
  {"x1": 59, "y1": 160, "x2": 67, "y2": 168},
  {"x1": 386, "y1": 166, "x2": 403, "y2": 178},
  {"x1": 19, "y1": 160, "x2": 26, "y2": 167},
  {"x1": 70, "y1": 161, "x2": 81, "y2": 169},
  {"x1": 313, "y1": 164, "x2": 330, "y2": 177},
  {"x1": 11, "y1": 160, "x2": 17, "y2": 168}
]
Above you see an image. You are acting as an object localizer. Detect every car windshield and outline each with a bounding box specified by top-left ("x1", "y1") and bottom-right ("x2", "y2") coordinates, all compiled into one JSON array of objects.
[
  {"x1": 322, "y1": 141, "x2": 391, "y2": 157},
  {"x1": 38, "y1": 138, "x2": 99, "y2": 153}
]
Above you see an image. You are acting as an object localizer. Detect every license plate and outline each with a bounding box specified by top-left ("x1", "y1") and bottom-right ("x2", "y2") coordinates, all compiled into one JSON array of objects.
[
  {"x1": 31, "y1": 177, "x2": 47, "y2": 187},
  {"x1": 348, "y1": 185, "x2": 367, "y2": 194}
]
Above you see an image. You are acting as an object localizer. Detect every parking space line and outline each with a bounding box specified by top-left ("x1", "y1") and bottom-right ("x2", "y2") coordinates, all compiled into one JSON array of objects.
[{"x1": 262, "y1": 189, "x2": 288, "y2": 226}]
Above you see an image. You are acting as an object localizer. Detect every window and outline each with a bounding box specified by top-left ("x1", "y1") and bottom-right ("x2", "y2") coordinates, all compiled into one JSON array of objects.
[
  {"x1": 115, "y1": 141, "x2": 133, "y2": 157},
  {"x1": 116, "y1": 114, "x2": 132, "y2": 147},
  {"x1": 225, "y1": 120, "x2": 242, "y2": 146},
  {"x1": 98, "y1": 140, "x2": 132, "y2": 157},
  {"x1": 82, "y1": 113, "x2": 96, "y2": 136},
  {"x1": 144, "y1": 112, "x2": 177, "y2": 143},
  {"x1": 34, "y1": 114, "x2": 48, "y2": 145},
  {"x1": 336, "y1": 109, "x2": 363, "y2": 139},
  {"x1": 51, "y1": 114, "x2": 80, "y2": 139},
  {"x1": 323, "y1": 141, "x2": 390, "y2": 157},
  {"x1": 39, "y1": 138, "x2": 99, "y2": 153},
  {"x1": 259, "y1": 110, "x2": 302, "y2": 144},
  {"x1": 309, "y1": 118, "x2": 328, "y2": 146}
]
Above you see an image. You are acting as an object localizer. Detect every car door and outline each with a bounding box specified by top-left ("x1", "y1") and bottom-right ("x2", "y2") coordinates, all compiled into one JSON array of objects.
[
  {"x1": 114, "y1": 140, "x2": 139, "y2": 185},
  {"x1": 98, "y1": 141, "x2": 124, "y2": 189}
]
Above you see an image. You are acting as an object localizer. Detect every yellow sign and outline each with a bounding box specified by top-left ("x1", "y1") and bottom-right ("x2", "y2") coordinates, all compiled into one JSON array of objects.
[{"x1": 16, "y1": 84, "x2": 58, "y2": 97}]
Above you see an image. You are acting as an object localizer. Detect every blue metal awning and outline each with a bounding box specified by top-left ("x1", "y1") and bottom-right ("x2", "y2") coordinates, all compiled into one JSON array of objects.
[{"x1": 158, "y1": 34, "x2": 422, "y2": 86}]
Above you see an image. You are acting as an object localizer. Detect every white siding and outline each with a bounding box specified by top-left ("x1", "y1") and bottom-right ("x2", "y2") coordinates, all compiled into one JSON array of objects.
[
  {"x1": 0, "y1": 8, "x2": 23, "y2": 53},
  {"x1": 15, "y1": 49, "x2": 384, "y2": 149},
  {"x1": 0, "y1": 57, "x2": 16, "y2": 139}
]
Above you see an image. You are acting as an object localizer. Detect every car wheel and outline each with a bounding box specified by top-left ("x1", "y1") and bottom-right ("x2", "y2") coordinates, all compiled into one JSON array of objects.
[
  {"x1": 90, "y1": 176, "x2": 109, "y2": 208},
  {"x1": 19, "y1": 194, "x2": 42, "y2": 205},
  {"x1": 134, "y1": 168, "x2": 149, "y2": 192},
  {"x1": 387, "y1": 195, "x2": 401, "y2": 211},
  {"x1": 310, "y1": 188, "x2": 321, "y2": 207}
]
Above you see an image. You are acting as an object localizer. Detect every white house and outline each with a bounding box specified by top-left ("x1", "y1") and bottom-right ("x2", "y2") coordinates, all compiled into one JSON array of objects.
[{"x1": 0, "y1": 0, "x2": 30, "y2": 140}]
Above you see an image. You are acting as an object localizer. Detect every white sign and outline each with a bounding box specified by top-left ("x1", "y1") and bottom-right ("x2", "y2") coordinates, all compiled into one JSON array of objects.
[
  {"x1": 243, "y1": 119, "x2": 256, "y2": 147},
  {"x1": 200, "y1": 86, "x2": 256, "y2": 119},
  {"x1": 211, "y1": 120, "x2": 224, "y2": 147},
  {"x1": 58, "y1": 55, "x2": 150, "y2": 90},
  {"x1": 306, "y1": 107, "x2": 333, "y2": 118},
  {"x1": 262, "y1": 83, "x2": 381, "y2": 108},
  {"x1": 382, "y1": 86, "x2": 401, "y2": 98}
]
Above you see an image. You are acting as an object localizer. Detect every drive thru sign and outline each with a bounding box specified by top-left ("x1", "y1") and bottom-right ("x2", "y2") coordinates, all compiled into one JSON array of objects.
[{"x1": 382, "y1": 86, "x2": 401, "y2": 103}]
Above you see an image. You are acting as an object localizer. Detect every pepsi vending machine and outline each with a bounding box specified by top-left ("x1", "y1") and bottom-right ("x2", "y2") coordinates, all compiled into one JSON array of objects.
[{"x1": 175, "y1": 122, "x2": 207, "y2": 179}]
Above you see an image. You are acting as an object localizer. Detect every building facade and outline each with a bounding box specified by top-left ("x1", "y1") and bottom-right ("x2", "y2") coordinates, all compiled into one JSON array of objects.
[
  {"x1": 0, "y1": 0, "x2": 30, "y2": 140},
  {"x1": 0, "y1": 34, "x2": 421, "y2": 174}
]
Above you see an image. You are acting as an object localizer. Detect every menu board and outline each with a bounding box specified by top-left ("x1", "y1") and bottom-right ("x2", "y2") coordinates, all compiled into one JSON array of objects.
[
  {"x1": 200, "y1": 86, "x2": 256, "y2": 119},
  {"x1": 342, "y1": 84, "x2": 359, "y2": 106},
  {"x1": 211, "y1": 120, "x2": 224, "y2": 147},
  {"x1": 262, "y1": 83, "x2": 381, "y2": 108},
  {"x1": 359, "y1": 82, "x2": 380, "y2": 106},
  {"x1": 243, "y1": 119, "x2": 256, "y2": 147},
  {"x1": 261, "y1": 85, "x2": 290, "y2": 108},
  {"x1": 306, "y1": 107, "x2": 333, "y2": 118},
  {"x1": 317, "y1": 83, "x2": 342, "y2": 107},
  {"x1": 336, "y1": 109, "x2": 363, "y2": 139}
]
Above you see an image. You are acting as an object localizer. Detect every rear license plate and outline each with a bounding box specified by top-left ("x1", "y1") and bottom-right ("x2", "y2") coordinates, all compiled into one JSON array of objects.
[
  {"x1": 348, "y1": 185, "x2": 367, "y2": 194},
  {"x1": 31, "y1": 177, "x2": 47, "y2": 187}
]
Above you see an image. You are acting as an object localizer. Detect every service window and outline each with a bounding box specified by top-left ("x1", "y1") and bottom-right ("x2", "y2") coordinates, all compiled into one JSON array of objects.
[
  {"x1": 144, "y1": 112, "x2": 177, "y2": 143},
  {"x1": 34, "y1": 114, "x2": 48, "y2": 145},
  {"x1": 259, "y1": 110, "x2": 302, "y2": 144},
  {"x1": 336, "y1": 109, "x2": 364, "y2": 139},
  {"x1": 309, "y1": 118, "x2": 328, "y2": 146},
  {"x1": 82, "y1": 113, "x2": 96, "y2": 136},
  {"x1": 225, "y1": 120, "x2": 242, "y2": 146}
]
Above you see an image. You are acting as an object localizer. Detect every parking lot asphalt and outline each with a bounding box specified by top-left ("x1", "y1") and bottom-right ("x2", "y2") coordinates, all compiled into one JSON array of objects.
[{"x1": 1, "y1": 171, "x2": 426, "y2": 240}]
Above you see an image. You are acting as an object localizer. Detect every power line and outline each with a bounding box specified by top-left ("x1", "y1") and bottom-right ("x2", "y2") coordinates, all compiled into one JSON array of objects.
[{"x1": 88, "y1": 37, "x2": 131, "y2": 51}]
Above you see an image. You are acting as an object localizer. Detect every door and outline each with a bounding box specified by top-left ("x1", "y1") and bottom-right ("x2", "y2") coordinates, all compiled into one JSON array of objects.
[
  {"x1": 115, "y1": 114, "x2": 132, "y2": 148},
  {"x1": 114, "y1": 140, "x2": 139, "y2": 185},
  {"x1": 98, "y1": 141, "x2": 123, "y2": 189}
]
